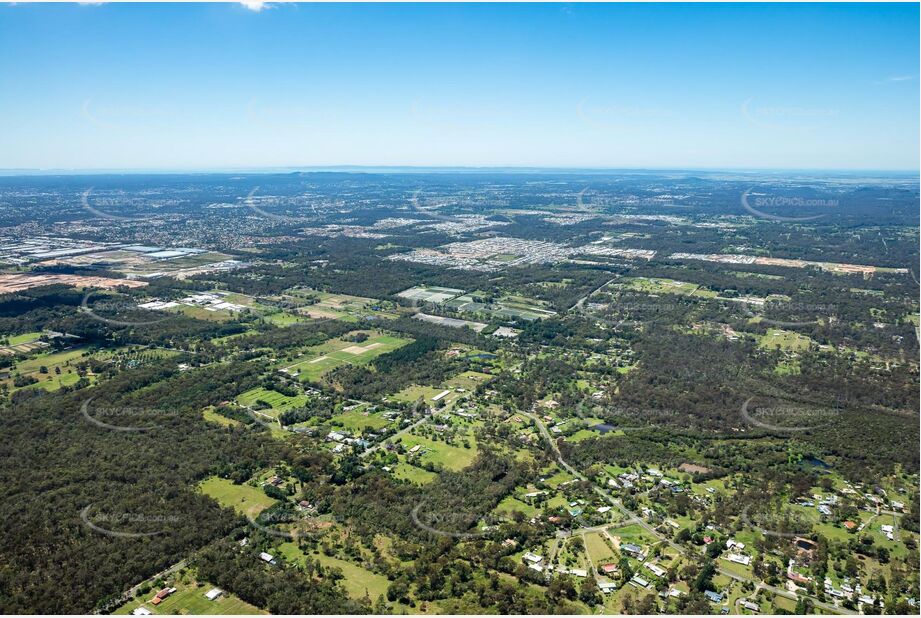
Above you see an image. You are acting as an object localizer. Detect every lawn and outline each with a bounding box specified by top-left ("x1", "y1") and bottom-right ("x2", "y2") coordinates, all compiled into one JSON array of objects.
[
  {"x1": 565, "y1": 429, "x2": 598, "y2": 442},
  {"x1": 609, "y1": 523, "x2": 655, "y2": 546},
  {"x1": 543, "y1": 469, "x2": 576, "y2": 488},
  {"x1": 199, "y1": 476, "x2": 277, "y2": 519}
]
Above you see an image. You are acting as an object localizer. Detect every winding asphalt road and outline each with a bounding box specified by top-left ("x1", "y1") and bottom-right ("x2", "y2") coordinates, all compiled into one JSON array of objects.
[{"x1": 520, "y1": 409, "x2": 855, "y2": 615}]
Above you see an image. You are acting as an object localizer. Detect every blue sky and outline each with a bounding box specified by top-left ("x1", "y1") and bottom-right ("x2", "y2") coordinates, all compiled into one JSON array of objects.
[{"x1": 0, "y1": 2, "x2": 917, "y2": 171}]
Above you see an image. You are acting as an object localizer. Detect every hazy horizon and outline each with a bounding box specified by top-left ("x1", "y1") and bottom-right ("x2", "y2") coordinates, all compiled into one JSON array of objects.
[{"x1": 1, "y1": 2, "x2": 918, "y2": 171}]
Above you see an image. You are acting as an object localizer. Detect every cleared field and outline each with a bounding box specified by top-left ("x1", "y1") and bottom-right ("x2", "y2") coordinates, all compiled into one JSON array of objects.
[
  {"x1": 4, "y1": 346, "x2": 96, "y2": 392},
  {"x1": 4, "y1": 331, "x2": 43, "y2": 346},
  {"x1": 203, "y1": 406, "x2": 241, "y2": 427},
  {"x1": 565, "y1": 429, "x2": 599, "y2": 442},
  {"x1": 279, "y1": 332, "x2": 412, "y2": 382},
  {"x1": 400, "y1": 433, "x2": 478, "y2": 471},
  {"x1": 392, "y1": 462, "x2": 437, "y2": 485},
  {"x1": 330, "y1": 406, "x2": 391, "y2": 431},
  {"x1": 494, "y1": 495, "x2": 539, "y2": 518},
  {"x1": 199, "y1": 476, "x2": 277, "y2": 518},
  {"x1": 236, "y1": 387, "x2": 309, "y2": 419},
  {"x1": 623, "y1": 276, "x2": 717, "y2": 298},
  {"x1": 444, "y1": 370, "x2": 493, "y2": 391},
  {"x1": 263, "y1": 311, "x2": 308, "y2": 326},
  {"x1": 115, "y1": 579, "x2": 264, "y2": 615},
  {"x1": 413, "y1": 312, "x2": 487, "y2": 332},
  {"x1": 491, "y1": 295, "x2": 558, "y2": 320},
  {"x1": 758, "y1": 328, "x2": 814, "y2": 352},
  {"x1": 277, "y1": 542, "x2": 392, "y2": 602},
  {"x1": 293, "y1": 290, "x2": 399, "y2": 322},
  {"x1": 389, "y1": 384, "x2": 465, "y2": 409},
  {"x1": 609, "y1": 523, "x2": 656, "y2": 545},
  {"x1": 16, "y1": 346, "x2": 87, "y2": 373},
  {"x1": 397, "y1": 285, "x2": 464, "y2": 304},
  {"x1": 584, "y1": 531, "x2": 617, "y2": 565}
]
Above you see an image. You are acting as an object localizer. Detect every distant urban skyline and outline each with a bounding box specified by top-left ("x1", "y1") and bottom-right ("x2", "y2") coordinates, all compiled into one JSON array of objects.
[{"x1": 0, "y1": 2, "x2": 918, "y2": 171}]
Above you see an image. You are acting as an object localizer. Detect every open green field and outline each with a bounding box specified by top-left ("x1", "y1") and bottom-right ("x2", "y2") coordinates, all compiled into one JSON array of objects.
[
  {"x1": 262, "y1": 310, "x2": 309, "y2": 326},
  {"x1": 202, "y1": 406, "x2": 241, "y2": 427},
  {"x1": 199, "y1": 476, "x2": 277, "y2": 519},
  {"x1": 16, "y1": 346, "x2": 87, "y2": 373},
  {"x1": 609, "y1": 523, "x2": 656, "y2": 545},
  {"x1": 292, "y1": 289, "x2": 400, "y2": 322},
  {"x1": 236, "y1": 387, "x2": 309, "y2": 418},
  {"x1": 542, "y1": 469, "x2": 576, "y2": 488},
  {"x1": 565, "y1": 429, "x2": 600, "y2": 442},
  {"x1": 444, "y1": 370, "x2": 493, "y2": 391},
  {"x1": 115, "y1": 578, "x2": 264, "y2": 615},
  {"x1": 277, "y1": 542, "x2": 392, "y2": 602},
  {"x1": 278, "y1": 331, "x2": 412, "y2": 382},
  {"x1": 494, "y1": 495, "x2": 540, "y2": 518},
  {"x1": 396, "y1": 285, "x2": 465, "y2": 304},
  {"x1": 400, "y1": 433, "x2": 478, "y2": 471},
  {"x1": 623, "y1": 276, "x2": 719, "y2": 298},
  {"x1": 389, "y1": 384, "x2": 466, "y2": 409},
  {"x1": 584, "y1": 531, "x2": 617, "y2": 565},
  {"x1": 168, "y1": 304, "x2": 235, "y2": 322},
  {"x1": 4, "y1": 331, "x2": 43, "y2": 346},
  {"x1": 118, "y1": 251, "x2": 233, "y2": 276},
  {"x1": 330, "y1": 406, "x2": 391, "y2": 432},
  {"x1": 758, "y1": 328, "x2": 814, "y2": 352},
  {"x1": 392, "y1": 462, "x2": 437, "y2": 485},
  {"x1": 4, "y1": 345, "x2": 98, "y2": 392},
  {"x1": 489, "y1": 295, "x2": 557, "y2": 321}
]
